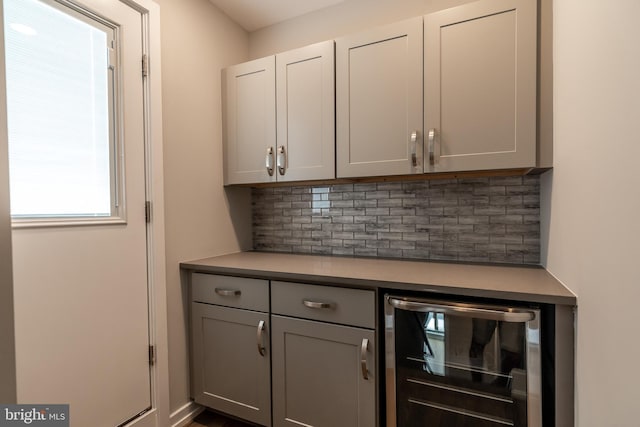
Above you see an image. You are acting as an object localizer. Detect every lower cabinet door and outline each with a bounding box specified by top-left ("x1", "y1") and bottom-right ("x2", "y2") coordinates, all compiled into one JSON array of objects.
[
  {"x1": 271, "y1": 315, "x2": 376, "y2": 427},
  {"x1": 191, "y1": 302, "x2": 271, "y2": 426}
]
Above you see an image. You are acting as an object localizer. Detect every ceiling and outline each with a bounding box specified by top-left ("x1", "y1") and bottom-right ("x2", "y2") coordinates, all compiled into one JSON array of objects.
[{"x1": 209, "y1": 0, "x2": 346, "y2": 32}]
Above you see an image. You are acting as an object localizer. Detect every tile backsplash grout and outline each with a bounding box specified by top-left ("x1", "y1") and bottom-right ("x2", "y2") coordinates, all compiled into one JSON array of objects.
[{"x1": 252, "y1": 175, "x2": 540, "y2": 265}]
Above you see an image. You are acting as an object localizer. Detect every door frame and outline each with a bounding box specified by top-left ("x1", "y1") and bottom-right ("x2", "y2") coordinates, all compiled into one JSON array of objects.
[
  {"x1": 0, "y1": 0, "x2": 169, "y2": 425},
  {"x1": 0, "y1": 0, "x2": 17, "y2": 406}
]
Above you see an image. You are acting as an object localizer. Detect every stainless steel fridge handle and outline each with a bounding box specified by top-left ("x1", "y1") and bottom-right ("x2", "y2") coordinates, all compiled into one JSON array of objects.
[
  {"x1": 360, "y1": 338, "x2": 369, "y2": 380},
  {"x1": 387, "y1": 296, "x2": 535, "y2": 323},
  {"x1": 256, "y1": 320, "x2": 266, "y2": 356}
]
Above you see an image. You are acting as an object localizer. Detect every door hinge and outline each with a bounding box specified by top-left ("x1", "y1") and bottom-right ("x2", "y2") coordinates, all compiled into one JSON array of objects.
[
  {"x1": 142, "y1": 54, "x2": 148, "y2": 78},
  {"x1": 145, "y1": 201, "x2": 152, "y2": 223},
  {"x1": 149, "y1": 345, "x2": 156, "y2": 366},
  {"x1": 107, "y1": 40, "x2": 116, "y2": 70}
]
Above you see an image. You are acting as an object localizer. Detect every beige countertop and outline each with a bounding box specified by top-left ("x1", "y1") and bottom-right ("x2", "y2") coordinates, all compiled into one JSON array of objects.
[{"x1": 181, "y1": 251, "x2": 576, "y2": 306}]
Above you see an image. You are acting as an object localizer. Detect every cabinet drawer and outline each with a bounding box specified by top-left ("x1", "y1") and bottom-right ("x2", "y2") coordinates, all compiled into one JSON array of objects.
[
  {"x1": 192, "y1": 274, "x2": 269, "y2": 312},
  {"x1": 271, "y1": 281, "x2": 374, "y2": 329}
]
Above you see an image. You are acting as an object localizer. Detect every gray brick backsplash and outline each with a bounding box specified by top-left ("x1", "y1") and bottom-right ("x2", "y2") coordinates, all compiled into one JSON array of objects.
[
  {"x1": 252, "y1": 175, "x2": 540, "y2": 265},
  {"x1": 332, "y1": 247, "x2": 355, "y2": 256}
]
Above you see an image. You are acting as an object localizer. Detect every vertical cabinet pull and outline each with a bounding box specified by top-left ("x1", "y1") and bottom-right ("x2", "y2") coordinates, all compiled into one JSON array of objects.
[
  {"x1": 410, "y1": 131, "x2": 419, "y2": 167},
  {"x1": 265, "y1": 147, "x2": 275, "y2": 176},
  {"x1": 360, "y1": 338, "x2": 369, "y2": 380},
  {"x1": 257, "y1": 320, "x2": 266, "y2": 356},
  {"x1": 277, "y1": 145, "x2": 286, "y2": 176},
  {"x1": 428, "y1": 129, "x2": 437, "y2": 166}
]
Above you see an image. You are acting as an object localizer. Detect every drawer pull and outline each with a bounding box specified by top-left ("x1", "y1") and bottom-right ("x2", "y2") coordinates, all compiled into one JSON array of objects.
[
  {"x1": 361, "y1": 338, "x2": 369, "y2": 380},
  {"x1": 257, "y1": 320, "x2": 266, "y2": 356},
  {"x1": 215, "y1": 288, "x2": 241, "y2": 297},
  {"x1": 302, "y1": 299, "x2": 333, "y2": 310}
]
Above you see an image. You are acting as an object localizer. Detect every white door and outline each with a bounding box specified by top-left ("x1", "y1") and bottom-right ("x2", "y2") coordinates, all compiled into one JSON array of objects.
[{"x1": 5, "y1": 0, "x2": 151, "y2": 425}]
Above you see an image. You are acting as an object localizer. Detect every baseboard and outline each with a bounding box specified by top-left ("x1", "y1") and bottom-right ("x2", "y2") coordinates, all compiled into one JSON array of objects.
[{"x1": 170, "y1": 401, "x2": 204, "y2": 427}]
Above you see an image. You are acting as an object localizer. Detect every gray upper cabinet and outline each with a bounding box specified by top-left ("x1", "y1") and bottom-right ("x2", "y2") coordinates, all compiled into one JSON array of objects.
[
  {"x1": 424, "y1": 0, "x2": 537, "y2": 172},
  {"x1": 224, "y1": 42, "x2": 335, "y2": 185},
  {"x1": 224, "y1": 0, "x2": 544, "y2": 184},
  {"x1": 223, "y1": 56, "x2": 276, "y2": 185},
  {"x1": 336, "y1": 17, "x2": 424, "y2": 178},
  {"x1": 276, "y1": 41, "x2": 335, "y2": 182}
]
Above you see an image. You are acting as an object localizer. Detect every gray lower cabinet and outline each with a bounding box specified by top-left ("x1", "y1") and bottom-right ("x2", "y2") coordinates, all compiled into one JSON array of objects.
[
  {"x1": 191, "y1": 276, "x2": 376, "y2": 427},
  {"x1": 271, "y1": 281, "x2": 377, "y2": 427},
  {"x1": 190, "y1": 275, "x2": 271, "y2": 426},
  {"x1": 271, "y1": 316, "x2": 376, "y2": 427}
]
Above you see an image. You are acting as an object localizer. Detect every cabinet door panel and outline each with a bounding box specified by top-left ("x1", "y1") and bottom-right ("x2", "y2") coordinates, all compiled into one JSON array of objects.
[
  {"x1": 337, "y1": 17, "x2": 423, "y2": 178},
  {"x1": 272, "y1": 315, "x2": 376, "y2": 427},
  {"x1": 425, "y1": 0, "x2": 536, "y2": 172},
  {"x1": 224, "y1": 56, "x2": 276, "y2": 184},
  {"x1": 191, "y1": 303, "x2": 271, "y2": 426},
  {"x1": 276, "y1": 41, "x2": 335, "y2": 181}
]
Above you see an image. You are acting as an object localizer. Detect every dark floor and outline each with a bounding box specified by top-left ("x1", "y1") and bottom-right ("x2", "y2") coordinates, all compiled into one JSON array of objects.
[{"x1": 187, "y1": 410, "x2": 255, "y2": 427}]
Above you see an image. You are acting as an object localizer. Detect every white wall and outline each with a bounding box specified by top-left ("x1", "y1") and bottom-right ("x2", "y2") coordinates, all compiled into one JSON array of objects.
[
  {"x1": 0, "y1": 1, "x2": 17, "y2": 405},
  {"x1": 541, "y1": 0, "x2": 640, "y2": 425},
  {"x1": 248, "y1": 0, "x2": 470, "y2": 59},
  {"x1": 153, "y1": 0, "x2": 252, "y2": 415}
]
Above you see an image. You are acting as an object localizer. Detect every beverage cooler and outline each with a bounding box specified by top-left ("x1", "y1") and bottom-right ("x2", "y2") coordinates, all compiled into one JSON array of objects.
[{"x1": 385, "y1": 295, "x2": 542, "y2": 427}]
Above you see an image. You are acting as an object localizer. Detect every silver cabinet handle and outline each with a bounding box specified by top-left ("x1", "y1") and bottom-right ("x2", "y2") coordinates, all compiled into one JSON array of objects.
[
  {"x1": 387, "y1": 296, "x2": 535, "y2": 323},
  {"x1": 410, "y1": 131, "x2": 419, "y2": 168},
  {"x1": 277, "y1": 145, "x2": 286, "y2": 176},
  {"x1": 265, "y1": 147, "x2": 275, "y2": 176},
  {"x1": 360, "y1": 338, "x2": 369, "y2": 380},
  {"x1": 302, "y1": 299, "x2": 333, "y2": 309},
  {"x1": 428, "y1": 129, "x2": 436, "y2": 166},
  {"x1": 257, "y1": 320, "x2": 266, "y2": 356},
  {"x1": 214, "y1": 288, "x2": 241, "y2": 297}
]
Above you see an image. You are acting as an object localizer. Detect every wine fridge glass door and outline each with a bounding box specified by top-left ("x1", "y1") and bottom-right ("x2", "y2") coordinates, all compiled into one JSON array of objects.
[{"x1": 385, "y1": 295, "x2": 541, "y2": 427}]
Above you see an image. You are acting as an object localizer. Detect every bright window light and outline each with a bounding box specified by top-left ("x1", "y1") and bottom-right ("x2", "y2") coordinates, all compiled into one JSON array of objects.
[{"x1": 4, "y1": 0, "x2": 118, "y2": 219}]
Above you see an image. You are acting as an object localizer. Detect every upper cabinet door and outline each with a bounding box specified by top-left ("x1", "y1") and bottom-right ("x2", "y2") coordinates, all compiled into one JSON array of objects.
[
  {"x1": 276, "y1": 41, "x2": 335, "y2": 182},
  {"x1": 336, "y1": 17, "x2": 423, "y2": 178},
  {"x1": 224, "y1": 56, "x2": 276, "y2": 184},
  {"x1": 424, "y1": 0, "x2": 537, "y2": 173}
]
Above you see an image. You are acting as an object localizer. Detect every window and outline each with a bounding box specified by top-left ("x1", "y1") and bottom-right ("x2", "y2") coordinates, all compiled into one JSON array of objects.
[{"x1": 4, "y1": 0, "x2": 121, "y2": 223}]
